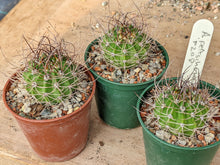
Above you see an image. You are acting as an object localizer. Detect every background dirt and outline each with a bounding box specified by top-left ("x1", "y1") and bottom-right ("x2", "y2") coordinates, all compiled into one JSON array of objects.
[{"x1": 0, "y1": 0, "x2": 219, "y2": 164}]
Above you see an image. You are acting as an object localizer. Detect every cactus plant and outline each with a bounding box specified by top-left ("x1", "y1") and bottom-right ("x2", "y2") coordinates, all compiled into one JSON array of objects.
[
  {"x1": 100, "y1": 24, "x2": 150, "y2": 68},
  {"x1": 146, "y1": 77, "x2": 219, "y2": 137},
  {"x1": 99, "y1": 11, "x2": 155, "y2": 69},
  {"x1": 19, "y1": 36, "x2": 83, "y2": 105}
]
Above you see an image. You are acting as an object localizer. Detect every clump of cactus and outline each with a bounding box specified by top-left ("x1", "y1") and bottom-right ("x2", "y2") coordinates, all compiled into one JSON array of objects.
[
  {"x1": 99, "y1": 11, "x2": 154, "y2": 69},
  {"x1": 145, "y1": 77, "x2": 219, "y2": 137},
  {"x1": 18, "y1": 36, "x2": 82, "y2": 105}
]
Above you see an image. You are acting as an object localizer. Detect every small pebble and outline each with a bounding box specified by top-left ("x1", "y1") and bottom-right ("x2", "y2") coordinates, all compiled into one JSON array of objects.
[
  {"x1": 130, "y1": 79, "x2": 135, "y2": 84},
  {"x1": 99, "y1": 141, "x2": 105, "y2": 146},
  {"x1": 67, "y1": 108, "x2": 74, "y2": 115},
  {"x1": 57, "y1": 109, "x2": 62, "y2": 117},
  {"x1": 100, "y1": 64, "x2": 107, "y2": 70},
  {"x1": 116, "y1": 69, "x2": 122, "y2": 76},
  {"x1": 144, "y1": 117, "x2": 153, "y2": 126},
  {"x1": 68, "y1": 105, "x2": 73, "y2": 110},
  {"x1": 94, "y1": 66, "x2": 102, "y2": 72},
  {"x1": 198, "y1": 134, "x2": 204, "y2": 141},
  {"x1": 134, "y1": 68, "x2": 141, "y2": 73},
  {"x1": 163, "y1": 131, "x2": 171, "y2": 141},
  {"x1": 80, "y1": 80, "x2": 88, "y2": 88},
  {"x1": 214, "y1": 15, "x2": 218, "y2": 20},
  {"x1": 74, "y1": 107, "x2": 79, "y2": 111},
  {"x1": 141, "y1": 64, "x2": 149, "y2": 70},
  {"x1": 204, "y1": 127, "x2": 209, "y2": 134},
  {"x1": 217, "y1": 134, "x2": 220, "y2": 140},
  {"x1": 156, "y1": 130, "x2": 165, "y2": 140},
  {"x1": 215, "y1": 52, "x2": 220, "y2": 56},
  {"x1": 177, "y1": 139, "x2": 187, "y2": 146},
  {"x1": 204, "y1": 133, "x2": 215, "y2": 144},
  {"x1": 184, "y1": 35, "x2": 189, "y2": 39},
  {"x1": 171, "y1": 135, "x2": 177, "y2": 141},
  {"x1": 101, "y1": 1, "x2": 108, "y2": 7},
  {"x1": 95, "y1": 23, "x2": 100, "y2": 29},
  {"x1": 21, "y1": 103, "x2": 31, "y2": 113},
  {"x1": 155, "y1": 130, "x2": 170, "y2": 141},
  {"x1": 40, "y1": 109, "x2": 51, "y2": 117}
]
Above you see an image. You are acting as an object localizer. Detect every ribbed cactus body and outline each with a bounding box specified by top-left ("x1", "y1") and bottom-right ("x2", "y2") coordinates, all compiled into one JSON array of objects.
[
  {"x1": 101, "y1": 25, "x2": 150, "y2": 68},
  {"x1": 154, "y1": 87, "x2": 210, "y2": 137},
  {"x1": 22, "y1": 54, "x2": 77, "y2": 104}
]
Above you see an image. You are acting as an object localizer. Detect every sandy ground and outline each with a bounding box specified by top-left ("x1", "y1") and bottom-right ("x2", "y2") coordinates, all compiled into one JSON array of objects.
[{"x1": 0, "y1": 0, "x2": 219, "y2": 164}]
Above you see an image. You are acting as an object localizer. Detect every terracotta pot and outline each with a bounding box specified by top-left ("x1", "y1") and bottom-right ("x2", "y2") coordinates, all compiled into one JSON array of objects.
[{"x1": 2, "y1": 69, "x2": 96, "y2": 162}]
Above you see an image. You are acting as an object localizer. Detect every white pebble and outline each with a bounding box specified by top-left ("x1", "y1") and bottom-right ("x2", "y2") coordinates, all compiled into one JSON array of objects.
[
  {"x1": 116, "y1": 69, "x2": 122, "y2": 76},
  {"x1": 68, "y1": 105, "x2": 72, "y2": 110},
  {"x1": 214, "y1": 16, "x2": 218, "y2": 20},
  {"x1": 204, "y1": 133, "x2": 215, "y2": 144},
  {"x1": 49, "y1": 112, "x2": 57, "y2": 118},
  {"x1": 96, "y1": 23, "x2": 100, "y2": 29},
  {"x1": 141, "y1": 64, "x2": 149, "y2": 70},
  {"x1": 102, "y1": 1, "x2": 108, "y2": 6},
  {"x1": 163, "y1": 131, "x2": 171, "y2": 140},
  {"x1": 74, "y1": 107, "x2": 79, "y2": 111},
  {"x1": 67, "y1": 108, "x2": 73, "y2": 114},
  {"x1": 215, "y1": 52, "x2": 220, "y2": 56},
  {"x1": 155, "y1": 130, "x2": 170, "y2": 140},
  {"x1": 57, "y1": 109, "x2": 62, "y2": 117},
  {"x1": 134, "y1": 67, "x2": 141, "y2": 73},
  {"x1": 129, "y1": 79, "x2": 135, "y2": 84},
  {"x1": 21, "y1": 103, "x2": 31, "y2": 113},
  {"x1": 217, "y1": 134, "x2": 220, "y2": 140},
  {"x1": 204, "y1": 127, "x2": 209, "y2": 134},
  {"x1": 177, "y1": 139, "x2": 187, "y2": 146}
]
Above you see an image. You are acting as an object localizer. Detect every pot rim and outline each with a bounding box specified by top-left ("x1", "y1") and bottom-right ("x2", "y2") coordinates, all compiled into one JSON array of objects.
[
  {"x1": 2, "y1": 65, "x2": 96, "y2": 123},
  {"x1": 136, "y1": 77, "x2": 220, "y2": 151},
  {"x1": 84, "y1": 39, "x2": 169, "y2": 87}
]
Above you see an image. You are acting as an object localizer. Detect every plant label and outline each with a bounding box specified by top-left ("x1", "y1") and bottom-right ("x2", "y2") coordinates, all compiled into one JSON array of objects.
[{"x1": 181, "y1": 19, "x2": 214, "y2": 84}]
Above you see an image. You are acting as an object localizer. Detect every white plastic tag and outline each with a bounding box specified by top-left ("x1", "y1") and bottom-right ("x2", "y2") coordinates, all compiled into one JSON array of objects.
[{"x1": 181, "y1": 19, "x2": 214, "y2": 84}]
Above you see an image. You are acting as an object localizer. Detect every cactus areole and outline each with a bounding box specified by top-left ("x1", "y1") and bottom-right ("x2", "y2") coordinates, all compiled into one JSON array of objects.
[
  {"x1": 22, "y1": 53, "x2": 77, "y2": 104},
  {"x1": 100, "y1": 24, "x2": 150, "y2": 68}
]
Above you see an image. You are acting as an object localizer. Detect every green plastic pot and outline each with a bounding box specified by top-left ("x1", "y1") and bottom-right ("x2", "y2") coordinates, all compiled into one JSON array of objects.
[
  {"x1": 85, "y1": 39, "x2": 169, "y2": 129},
  {"x1": 136, "y1": 77, "x2": 220, "y2": 165}
]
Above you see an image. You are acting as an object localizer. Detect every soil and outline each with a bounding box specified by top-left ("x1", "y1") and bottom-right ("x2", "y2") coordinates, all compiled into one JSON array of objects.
[{"x1": 0, "y1": 0, "x2": 219, "y2": 164}]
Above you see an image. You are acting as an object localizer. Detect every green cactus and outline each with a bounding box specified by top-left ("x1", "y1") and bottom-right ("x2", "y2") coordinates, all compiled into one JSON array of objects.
[
  {"x1": 22, "y1": 37, "x2": 78, "y2": 104},
  {"x1": 100, "y1": 24, "x2": 150, "y2": 68},
  {"x1": 153, "y1": 80, "x2": 214, "y2": 137}
]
